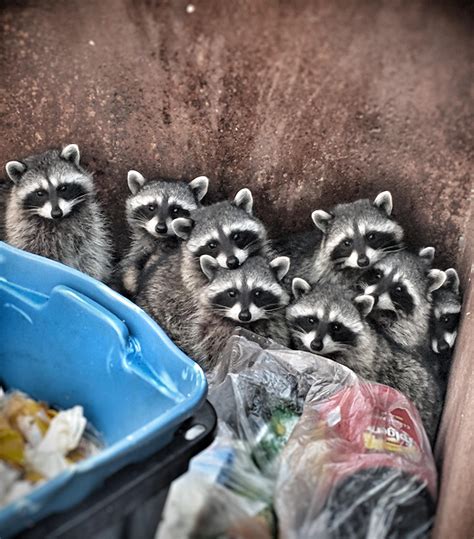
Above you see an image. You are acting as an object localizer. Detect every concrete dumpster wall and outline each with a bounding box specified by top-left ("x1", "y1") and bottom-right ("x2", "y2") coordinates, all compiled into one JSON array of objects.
[
  {"x1": 0, "y1": 0, "x2": 472, "y2": 267},
  {"x1": 0, "y1": 1, "x2": 473, "y2": 537}
]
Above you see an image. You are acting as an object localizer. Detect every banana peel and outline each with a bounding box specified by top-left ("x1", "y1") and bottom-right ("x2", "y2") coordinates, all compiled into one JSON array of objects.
[{"x1": 0, "y1": 429, "x2": 25, "y2": 466}]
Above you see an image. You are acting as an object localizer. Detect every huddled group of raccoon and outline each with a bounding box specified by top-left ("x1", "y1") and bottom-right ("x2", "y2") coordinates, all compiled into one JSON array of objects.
[{"x1": 3, "y1": 145, "x2": 463, "y2": 442}]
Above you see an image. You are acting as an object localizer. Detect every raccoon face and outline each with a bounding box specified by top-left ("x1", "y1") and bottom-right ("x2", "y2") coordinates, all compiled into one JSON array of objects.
[
  {"x1": 357, "y1": 249, "x2": 446, "y2": 320},
  {"x1": 431, "y1": 268, "x2": 461, "y2": 355},
  {"x1": 287, "y1": 279, "x2": 374, "y2": 357},
  {"x1": 6, "y1": 145, "x2": 93, "y2": 220},
  {"x1": 312, "y1": 192, "x2": 404, "y2": 271},
  {"x1": 126, "y1": 171, "x2": 208, "y2": 238},
  {"x1": 173, "y1": 189, "x2": 268, "y2": 269},
  {"x1": 200, "y1": 255, "x2": 290, "y2": 323}
]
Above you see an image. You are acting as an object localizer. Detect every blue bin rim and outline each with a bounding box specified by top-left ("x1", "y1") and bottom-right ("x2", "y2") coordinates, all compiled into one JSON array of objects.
[{"x1": 0, "y1": 241, "x2": 208, "y2": 520}]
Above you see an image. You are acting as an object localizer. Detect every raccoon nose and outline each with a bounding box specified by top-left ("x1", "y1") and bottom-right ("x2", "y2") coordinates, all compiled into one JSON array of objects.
[
  {"x1": 438, "y1": 341, "x2": 450, "y2": 353},
  {"x1": 155, "y1": 223, "x2": 167, "y2": 234},
  {"x1": 310, "y1": 339, "x2": 323, "y2": 352},
  {"x1": 51, "y1": 208, "x2": 63, "y2": 219},
  {"x1": 227, "y1": 256, "x2": 239, "y2": 269},
  {"x1": 357, "y1": 254, "x2": 370, "y2": 267},
  {"x1": 238, "y1": 309, "x2": 251, "y2": 322}
]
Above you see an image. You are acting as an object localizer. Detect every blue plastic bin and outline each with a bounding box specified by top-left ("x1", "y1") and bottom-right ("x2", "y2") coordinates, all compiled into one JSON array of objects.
[{"x1": 0, "y1": 241, "x2": 207, "y2": 537}]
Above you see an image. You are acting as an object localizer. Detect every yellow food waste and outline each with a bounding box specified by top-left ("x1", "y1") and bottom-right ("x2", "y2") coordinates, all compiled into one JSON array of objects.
[{"x1": 0, "y1": 388, "x2": 101, "y2": 508}]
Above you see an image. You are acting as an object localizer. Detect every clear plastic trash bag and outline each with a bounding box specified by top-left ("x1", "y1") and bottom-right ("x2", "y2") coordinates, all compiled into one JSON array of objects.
[{"x1": 157, "y1": 330, "x2": 437, "y2": 539}]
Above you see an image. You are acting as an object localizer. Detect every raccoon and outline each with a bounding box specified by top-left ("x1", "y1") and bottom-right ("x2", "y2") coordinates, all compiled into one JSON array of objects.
[
  {"x1": 120, "y1": 170, "x2": 209, "y2": 296},
  {"x1": 5, "y1": 145, "x2": 113, "y2": 282},
  {"x1": 191, "y1": 255, "x2": 291, "y2": 370},
  {"x1": 136, "y1": 253, "x2": 290, "y2": 371},
  {"x1": 430, "y1": 268, "x2": 462, "y2": 380},
  {"x1": 286, "y1": 279, "x2": 442, "y2": 442},
  {"x1": 170, "y1": 188, "x2": 270, "y2": 291},
  {"x1": 135, "y1": 246, "x2": 200, "y2": 357},
  {"x1": 357, "y1": 248, "x2": 446, "y2": 351},
  {"x1": 305, "y1": 192, "x2": 404, "y2": 287}
]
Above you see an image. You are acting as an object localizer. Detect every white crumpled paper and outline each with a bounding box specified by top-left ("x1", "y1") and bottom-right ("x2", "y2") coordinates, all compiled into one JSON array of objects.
[
  {"x1": 25, "y1": 406, "x2": 87, "y2": 479},
  {"x1": 0, "y1": 462, "x2": 34, "y2": 506}
]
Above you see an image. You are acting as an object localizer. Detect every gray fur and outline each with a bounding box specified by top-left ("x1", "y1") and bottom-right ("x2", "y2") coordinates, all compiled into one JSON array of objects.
[
  {"x1": 308, "y1": 194, "x2": 404, "y2": 287},
  {"x1": 271, "y1": 228, "x2": 323, "y2": 289},
  {"x1": 136, "y1": 254, "x2": 289, "y2": 371},
  {"x1": 194, "y1": 255, "x2": 290, "y2": 369},
  {"x1": 5, "y1": 146, "x2": 113, "y2": 282},
  {"x1": 286, "y1": 283, "x2": 442, "y2": 442},
  {"x1": 120, "y1": 173, "x2": 208, "y2": 296},
  {"x1": 136, "y1": 192, "x2": 269, "y2": 362},
  {"x1": 358, "y1": 250, "x2": 446, "y2": 351},
  {"x1": 136, "y1": 248, "x2": 201, "y2": 357},
  {"x1": 176, "y1": 196, "x2": 269, "y2": 293},
  {"x1": 430, "y1": 268, "x2": 462, "y2": 365}
]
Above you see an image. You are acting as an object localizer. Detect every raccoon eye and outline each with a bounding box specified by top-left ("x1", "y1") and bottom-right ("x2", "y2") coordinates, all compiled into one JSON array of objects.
[
  {"x1": 394, "y1": 284, "x2": 403, "y2": 293},
  {"x1": 374, "y1": 270, "x2": 383, "y2": 280},
  {"x1": 36, "y1": 190, "x2": 46, "y2": 197},
  {"x1": 232, "y1": 232, "x2": 240, "y2": 241},
  {"x1": 171, "y1": 207, "x2": 180, "y2": 215},
  {"x1": 57, "y1": 184, "x2": 68, "y2": 193},
  {"x1": 367, "y1": 232, "x2": 376, "y2": 241},
  {"x1": 208, "y1": 241, "x2": 218, "y2": 250},
  {"x1": 331, "y1": 322, "x2": 341, "y2": 332},
  {"x1": 228, "y1": 289, "x2": 237, "y2": 298},
  {"x1": 343, "y1": 238, "x2": 353, "y2": 247},
  {"x1": 308, "y1": 316, "x2": 316, "y2": 325},
  {"x1": 441, "y1": 315, "x2": 450, "y2": 325},
  {"x1": 148, "y1": 204, "x2": 156, "y2": 212},
  {"x1": 253, "y1": 289, "x2": 261, "y2": 298}
]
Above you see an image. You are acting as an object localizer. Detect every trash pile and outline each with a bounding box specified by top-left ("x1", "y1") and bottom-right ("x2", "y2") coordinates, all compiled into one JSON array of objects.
[
  {"x1": 0, "y1": 388, "x2": 102, "y2": 508},
  {"x1": 158, "y1": 330, "x2": 437, "y2": 538}
]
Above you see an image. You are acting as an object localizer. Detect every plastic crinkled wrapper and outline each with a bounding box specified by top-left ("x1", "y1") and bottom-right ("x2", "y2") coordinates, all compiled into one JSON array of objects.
[
  {"x1": 0, "y1": 389, "x2": 103, "y2": 509},
  {"x1": 275, "y1": 379, "x2": 437, "y2": 538},
  {"x1": 158, "y1": 330, "x2": 438, "y2": 539}
]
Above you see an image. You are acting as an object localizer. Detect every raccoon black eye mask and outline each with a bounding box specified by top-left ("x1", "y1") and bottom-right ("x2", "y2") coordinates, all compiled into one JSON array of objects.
[
  {"x1": 126, "y1": 171, "x2": 208, "y2": 238},
  {"x1": 22, "y1": 180, "x2": 89, "y2": 219},
  {"x1": 173, "y1": 188, "x2": 268, "y2": 270},
  {"x1": 311, "y1": 192, "x2": 405, "y2": 273},
  {"x1": 431, "y1": 268, "x2": 462, "y2": 354},
  {"x1": 199, "y1": 254, "x2": 290, "y2": 323},
  {"x1": 5, "y1": 143, "x2": 113, "y2": 281},
  {"x1": 286, "y1": 278, "x2": 372, "y2": 357}
]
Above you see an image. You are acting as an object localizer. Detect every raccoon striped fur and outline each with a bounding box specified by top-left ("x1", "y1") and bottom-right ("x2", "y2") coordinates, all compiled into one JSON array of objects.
[
  {"x1": 5, "y1": 144, "x2": 113, "y2": 282},
  {"x1": 286, "y1": 279, "x2": 443, "y2": 442},
  {"x1": 357, "y1": 248, "x2": 446, "y2": 352},
  {"x1": 120, "y1": 170, "x2": 208, "y2": 296}
]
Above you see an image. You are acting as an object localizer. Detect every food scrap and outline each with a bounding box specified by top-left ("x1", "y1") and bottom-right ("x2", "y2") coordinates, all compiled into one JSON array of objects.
[{"x1": 0, "y1": 388, "x2": 102, "y2": 508}]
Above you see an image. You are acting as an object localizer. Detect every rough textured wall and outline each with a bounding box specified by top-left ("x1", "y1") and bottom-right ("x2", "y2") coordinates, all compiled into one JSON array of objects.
[{"x1": 0, "y1": 0, "x2": 472, "y2": 268}]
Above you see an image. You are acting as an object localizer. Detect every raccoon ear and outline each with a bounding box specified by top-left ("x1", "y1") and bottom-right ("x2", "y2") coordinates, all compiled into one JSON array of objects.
[
  {"x1": 444, "y1": 268, "x2": 460, "y2": 294},
  {"x1": 60, "y1": 144, "x2": 80, "y2": 167},
  {"x1": 419, "y1": 246, "x2": 435, "y2": 264},
  {"x1": 270, "y1": 257, "x2": 290, "y2": 281},
  {"x1": 172, "y1": 217, "x2": 194, "y2": 240},
  {"x1": 200, "y1": 255, "x2": 219, "y2": 281},
  {"x1": 354, "y1": 294, "x2": 375, "y2": 318},
  {"x1": 5, "y1": 161, "x2": 27, "y2": 184},
  {"x1": 127, "y1": 170, "x2": 147, "y2": 195},
  {"x1": 427, "y1": 269, "x2": 447, "y2": 293},
  {"x1": 233, "y1": 188, "x2": 253, "y2": 214},
  {"x1": 373, "y1": 191, "x2": 393, "y2": 216},
  {"x1": 311, "y1": 210, "x2": 334, "y2": 234},
  {"x1": 189, "y1": 175, "x2": 209, "y2": 202},
  {"x1": 292, "y1": 277, "x2": 311, "y2": 299}
]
